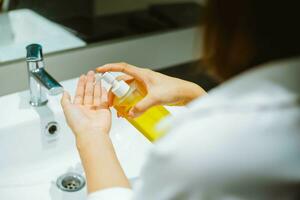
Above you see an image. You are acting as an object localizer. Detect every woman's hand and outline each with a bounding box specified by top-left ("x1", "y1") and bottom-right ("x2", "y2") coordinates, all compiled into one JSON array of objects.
[
  {"x1": 96, "y1": 62, "x2": 206, "y2": 117},
  {"x1": 61, "y1": 72, "x2": 130, "y2": 193},
  {"x1": 61, "y1": 71, "x2": 111, "y2": 145}
]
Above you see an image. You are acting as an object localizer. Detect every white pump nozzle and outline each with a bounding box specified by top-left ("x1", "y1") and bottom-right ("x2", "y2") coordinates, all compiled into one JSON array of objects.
[
  {"x1": 101, "y1": 72, "x2": 130, "y2": 98},
  {"x1": 101, "y1": 72, "x2": 115, "y2": 85}
]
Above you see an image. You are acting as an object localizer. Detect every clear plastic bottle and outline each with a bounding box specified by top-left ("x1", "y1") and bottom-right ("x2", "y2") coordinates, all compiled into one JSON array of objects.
[{"x1": 101, "y1": 72, "x2": 170, "y2": 142}]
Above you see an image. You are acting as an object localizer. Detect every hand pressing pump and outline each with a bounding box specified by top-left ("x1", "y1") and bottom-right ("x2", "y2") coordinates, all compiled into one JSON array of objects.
[{"x1": 100, "y1": 72, "x2": 170, "y2": 142}]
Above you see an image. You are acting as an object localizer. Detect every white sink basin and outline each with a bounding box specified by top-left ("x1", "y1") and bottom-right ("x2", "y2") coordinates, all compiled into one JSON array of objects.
[{"x1": 0, "y1": 78, "x2": 158, "y2": 200}]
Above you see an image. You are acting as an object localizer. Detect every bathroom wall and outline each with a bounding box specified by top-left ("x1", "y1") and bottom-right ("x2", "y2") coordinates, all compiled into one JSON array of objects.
[{"x1": 94, "y1": 0, "x2": 204, "y2": 16}]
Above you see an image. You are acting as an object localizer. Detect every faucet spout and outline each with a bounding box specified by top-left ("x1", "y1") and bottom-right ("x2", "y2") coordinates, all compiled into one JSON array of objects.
[
  {"x1": 26, "y1": 44, "x2": 63, "y2": 106},
  {"x1": 31, "y1": 68, "x2": 63, "y2": 95}
]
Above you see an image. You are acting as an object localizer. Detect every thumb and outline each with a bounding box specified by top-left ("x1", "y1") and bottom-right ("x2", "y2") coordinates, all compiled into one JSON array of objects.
[
  {"x1": 128, "y1": 94, "x2": 157, "y2": 118},
  {"x1": 61, "y1": 91, "x2": 71, "y2": 110}
]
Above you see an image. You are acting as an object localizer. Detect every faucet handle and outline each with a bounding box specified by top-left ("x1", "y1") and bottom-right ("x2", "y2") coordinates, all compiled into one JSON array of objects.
[{"x1": 26, "y1": 44, "x2": 43, "y2": 62}]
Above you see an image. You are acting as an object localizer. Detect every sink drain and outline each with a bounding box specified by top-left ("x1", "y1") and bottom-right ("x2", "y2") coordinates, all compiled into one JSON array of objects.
[{"x1": 56, "y1": 173, "x2": 86, "y2": 192}]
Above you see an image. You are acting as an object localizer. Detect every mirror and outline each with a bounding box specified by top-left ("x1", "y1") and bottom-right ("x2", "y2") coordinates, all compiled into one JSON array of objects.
[
  {"x1": 0, "y1": 0, "x2": 203, "y2": 63},
  {"x1": 0, "y1": 0, "x2": 14, "y2": 45}
]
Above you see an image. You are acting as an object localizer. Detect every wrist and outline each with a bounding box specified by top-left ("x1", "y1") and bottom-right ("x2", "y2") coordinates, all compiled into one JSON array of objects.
[
  {"x1": 190, "y1": 82, "x2": 206, "y2": 98},
  {"x1": 75, "y1": 131, "x2": 110, "y2": 152},
  {"x1": 182, "y1": 82, "x2": 206, "y2": 103}
]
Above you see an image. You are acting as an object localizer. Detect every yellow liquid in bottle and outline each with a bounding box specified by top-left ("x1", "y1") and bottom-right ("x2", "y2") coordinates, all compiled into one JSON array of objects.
[{"x1": 113, "y1": 83, "x2": 170, "y2": 142}]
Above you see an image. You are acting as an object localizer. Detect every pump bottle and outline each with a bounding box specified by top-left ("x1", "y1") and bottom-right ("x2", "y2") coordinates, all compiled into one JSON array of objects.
[{"x1": 100, "y1": 72, "x2": 170, "y2": 142}]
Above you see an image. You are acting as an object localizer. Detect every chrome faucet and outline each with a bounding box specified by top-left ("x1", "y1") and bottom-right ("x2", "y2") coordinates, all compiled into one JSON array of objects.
[{"x1": 26, "y1": 44, "x2": 63, "y2": 106}]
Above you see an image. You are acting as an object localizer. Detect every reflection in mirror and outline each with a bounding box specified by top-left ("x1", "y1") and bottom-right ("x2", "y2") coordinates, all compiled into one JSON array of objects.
[
  {"x1": 0, "y1": 0, "x2": 203, "y2": 63},
  {"x1": 0, "y1": 0, "x2": 14, "y2": 45},
  {"x1": 12, "y1": 0, "x2": 204, "y2": 44}
]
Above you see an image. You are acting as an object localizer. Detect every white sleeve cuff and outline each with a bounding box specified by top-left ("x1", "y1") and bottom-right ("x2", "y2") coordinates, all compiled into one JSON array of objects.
[{"x1": 87, "y1": 187, "x2": 133, "y2": 200}]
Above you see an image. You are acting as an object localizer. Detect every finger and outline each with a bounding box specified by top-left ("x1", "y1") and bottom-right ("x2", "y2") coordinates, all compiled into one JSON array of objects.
[
  {"x1": 93, "y1": 78, "x2": 101, "y2": 106},
  {"x1": 128, "y1": 94, "x2": 158, "y2": 118},
  {"x1": 99, "y1": 87, "x2": 109, "y2": 109},
  {"x1": 108, "y1": 90, "x2": 115, "y2": 107},
  {"x1": 61, "y1": 91, "x2": 73, "y2": 118},
  {"x1": 61, "y1": 91, "x2": 71, "y2": 108},
  {"x1": 84, "y1": 71, "x2": 95, "y2": 105},
  {"x1": 96, "y1": 63, "x2": 143, "y2": 80},
  {"x1": 117, "y1": 74, "x2": 147, "y2": 95},
  {"x1": 74, "y1": 75, "x2": 86, "y2": 105},
  {"x1": 116, "y1": 74, "x2": 134, "y2": 83}
]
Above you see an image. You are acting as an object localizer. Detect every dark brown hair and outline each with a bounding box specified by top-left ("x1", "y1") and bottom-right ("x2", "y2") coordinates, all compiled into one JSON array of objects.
[{"x1": 203, "y1": 0, "x2": 300, "y2": 80}]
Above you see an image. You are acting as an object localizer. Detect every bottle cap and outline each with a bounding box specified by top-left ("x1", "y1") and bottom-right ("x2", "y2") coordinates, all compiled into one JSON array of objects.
[
  {"x1": 101, "y1": 72, "x2": 130, "y2": 97},
  {"x1": 101, "y1": 72, "x2": 115, "y2": 85},
  {"x1": 112, "y1": 80, "x2": 130, "y2": 97}
]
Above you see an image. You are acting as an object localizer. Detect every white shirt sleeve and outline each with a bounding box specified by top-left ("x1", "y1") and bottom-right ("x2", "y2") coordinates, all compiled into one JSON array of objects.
[
  {"x1": 87, "y1": 187, "x2": 133, "y2": 200},
  {"x1": 86, "y1": 107, "x2": 300, "y2": 200},
  {"x1": 132, "y1": 106, "x2": 300, "y2": 199}
]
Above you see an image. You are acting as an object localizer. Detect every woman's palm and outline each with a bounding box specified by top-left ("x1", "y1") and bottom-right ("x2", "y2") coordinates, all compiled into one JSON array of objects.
[{"x1": 61, "y1": 71, "x2": 112, "y2": 136}]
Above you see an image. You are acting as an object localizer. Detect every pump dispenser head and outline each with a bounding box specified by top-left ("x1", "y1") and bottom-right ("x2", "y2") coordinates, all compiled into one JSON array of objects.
[{"x1": 101, "y1": 72, "x2": 130, "y2": 98}]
